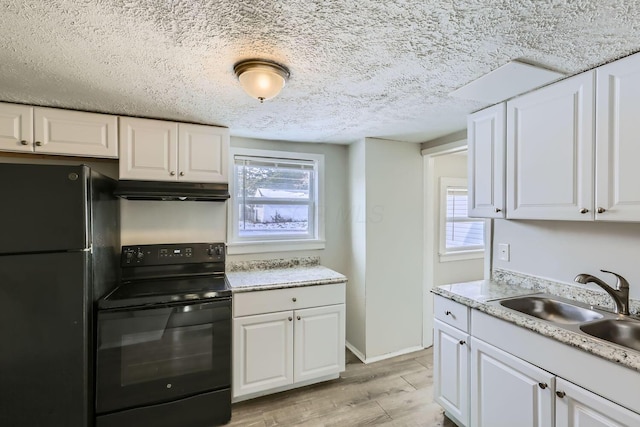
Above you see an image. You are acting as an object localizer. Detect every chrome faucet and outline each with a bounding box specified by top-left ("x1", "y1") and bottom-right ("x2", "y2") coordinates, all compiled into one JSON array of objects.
[{"x1": 574, "y1": 270, "x2": 630, "y2": 315}]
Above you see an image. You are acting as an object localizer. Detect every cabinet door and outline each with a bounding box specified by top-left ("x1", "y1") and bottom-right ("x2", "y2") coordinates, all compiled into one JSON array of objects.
[
  {"x1": 507, "y1": 71, "x2": 594, "y2": 220},
  {"x1": 468, "y1": 103, "x2": 506, "y2": 218},
  {"x1": 178, "y1": 123, "x2": 229, "y2": 183},
  {"x1": 555, "y1": 377, "x2": 640, "y2": 427},
  {"x1": 233, "y1": 311, "x2": 294, "y2": 398},
  {"x1": 293, "y1": 304, "x2": 345, "y2": 383},
  {"x1": 471, "y1": 338, "x2": 554, "y2": 427},
  {"x1": 596, "y1": 53, "x2": 640, "y2": 222},
  {"x1": 119, "y1": 117, "x2": 178, "y2": 180},
  {"x1": 0, "y1": 103, "x2": 33, "y2": 153},
  {"x1": 34, "y1": 107, "x2": 118, "y2": 158},
  {"x1": 434, "y1": 319, "x2": 469, "y2": 426}
]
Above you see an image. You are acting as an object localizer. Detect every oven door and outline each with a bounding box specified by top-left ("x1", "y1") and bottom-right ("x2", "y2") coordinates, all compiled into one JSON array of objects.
[{"x1": 96, "y1": 298, "x2": 231, "y2": 414}]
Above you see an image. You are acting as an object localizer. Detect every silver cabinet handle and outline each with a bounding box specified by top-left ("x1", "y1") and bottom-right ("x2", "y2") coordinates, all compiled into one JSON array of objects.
[
  {"x1": 179, "y1": 171, "x2": 185, "y2": 176},
  {"x1": 556, "y1": 391, "x2": 566, "y2": 398},
  {"x1": 538, "y1": 382, "x2": 548, "y2": 389},
  {"x1": 20, "y1": 140, "x2": 28, "y2": 146},
  {"x1": 597, "y1": 207, "x2": 606, "y2": 213},
  {"x1": 35, "y1": 141, "x2": 43, "y2": 146},
  {"x1": 170, "y1": 171, "x2": 176, "y2": 176},
  {"x1": 288, "y1": 317, "x2": 292, "y2": 321},
  {"x1": 580, "y1": 208, "x2": 589, "y2": 214},
  {"x1": 292, "y1": 297, "x2": 297, "y2": 302}
]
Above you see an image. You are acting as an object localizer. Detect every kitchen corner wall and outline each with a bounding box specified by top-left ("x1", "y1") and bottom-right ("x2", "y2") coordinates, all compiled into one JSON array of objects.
[
  {"x1": 347, "y1": 138, "x2": 424, "y2": 362},
  {"x1": 121, "y1": 136, "x2": 350, "y2": 275},
  {"x1": 493, "y1": 219, "x2": 640, "y2": 299}
]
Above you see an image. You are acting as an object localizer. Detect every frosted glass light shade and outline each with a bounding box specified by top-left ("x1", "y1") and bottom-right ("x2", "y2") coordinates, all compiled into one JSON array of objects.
[{"x1": 234, "y1": 60, "x2": 290, "y2": 102}]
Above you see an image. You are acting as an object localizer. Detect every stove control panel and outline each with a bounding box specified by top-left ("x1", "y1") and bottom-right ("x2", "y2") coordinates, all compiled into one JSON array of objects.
[{"x1": 121, "y1": 243, "x2": 225, "y2": 266}]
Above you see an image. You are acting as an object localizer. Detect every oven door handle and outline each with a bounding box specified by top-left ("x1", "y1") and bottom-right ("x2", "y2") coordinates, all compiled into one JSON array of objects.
[{"x1": 171, "y1": 298, "x2": 230, "y2": 312}]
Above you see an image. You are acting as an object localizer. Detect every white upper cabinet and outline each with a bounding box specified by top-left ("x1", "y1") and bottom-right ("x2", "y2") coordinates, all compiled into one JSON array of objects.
[
  {"x1": 468, "y1": 103, "x2": 506, "y2": 218},
  {"x1": 119, "y1": 117, "x2": 229, "y2": 182},
  {"x1": 0, "y1": 103, "x2": 118, "y2": 158},
  {"x1": 0, "y1": 103, "x2": 33, "y2": 153},
  {"x1": 506, "y1": 71, "x2": 595, "y2": 220},
  {"x1": 34, "y1": 107, "x2": 118, "y2": 158},
  {"x1": 178, "y1": 123, "x2": 228, "y2": 183},
  {"x1": 119, "y1": 117, "x2": 178, "y2": 181},
  {"x1": 595, "y1": 52, "x2": 640, "y2": 222}
]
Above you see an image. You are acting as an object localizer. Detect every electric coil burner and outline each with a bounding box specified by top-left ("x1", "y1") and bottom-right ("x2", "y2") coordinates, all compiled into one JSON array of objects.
[{"x1": 95, "y1": 243, "x2": 232, "y2": 427}]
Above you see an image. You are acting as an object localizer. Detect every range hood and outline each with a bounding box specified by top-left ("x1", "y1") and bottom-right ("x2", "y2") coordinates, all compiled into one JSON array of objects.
[{"x1": 114, "y1": 180, "x2": 230, "y2": 202}]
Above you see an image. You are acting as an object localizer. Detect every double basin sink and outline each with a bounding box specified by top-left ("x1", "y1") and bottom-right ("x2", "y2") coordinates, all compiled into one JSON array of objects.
[{"x1": 495, "y1": 294, "x2": 640, "y2": 352}]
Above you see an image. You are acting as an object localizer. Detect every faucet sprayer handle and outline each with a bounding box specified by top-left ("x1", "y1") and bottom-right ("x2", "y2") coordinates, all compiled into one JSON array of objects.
[{"x1": 600, "y1": 270, "x2": 629, "y2": 290}]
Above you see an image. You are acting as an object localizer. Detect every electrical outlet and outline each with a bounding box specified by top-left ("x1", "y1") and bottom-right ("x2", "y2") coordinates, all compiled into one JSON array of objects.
[{"x1": 498, "y1": 243, "x2": 510, "y2": 262}]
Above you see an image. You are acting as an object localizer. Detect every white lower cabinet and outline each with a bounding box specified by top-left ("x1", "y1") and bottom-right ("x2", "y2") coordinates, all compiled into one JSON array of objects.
[
  {"x1": 233, "y1": 311, "x2": 294, "y2": 396},
  {"x1": 555, "y1": 377, "x2": 640, "y2": 427},
  {"x1": 294, "y1": 304, "x2": 346, "y2": 383},
  {"x1": 434, "y1": 299, "x2": 640, "y2": 427},
  {"x1": 471, "y1": 338, "x2": 554, "y2": 427},
  {"x1": 232, "y1": 283, "x2": 346, "y2": 401},
  {"x1": 434, "y1": 319, "x2": 469, "y2": 426}
]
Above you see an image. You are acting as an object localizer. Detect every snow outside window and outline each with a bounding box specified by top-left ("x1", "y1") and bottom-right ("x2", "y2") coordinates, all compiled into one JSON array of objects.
[
  {"x1": 439, "y1": 177, "x2": 484, "y2": 261},
  {"x1": 228, "y1": 148, "x2": 325, "y2": 254}
]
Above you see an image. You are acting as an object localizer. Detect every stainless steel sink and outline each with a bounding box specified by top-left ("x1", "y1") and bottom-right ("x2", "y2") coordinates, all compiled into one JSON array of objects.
[
  {"x1": 580, "y1": 319, "x2": 640, "y2": 352},
  {"x1": 499, "y1": 295, "x2": 604, "y2": 324}
]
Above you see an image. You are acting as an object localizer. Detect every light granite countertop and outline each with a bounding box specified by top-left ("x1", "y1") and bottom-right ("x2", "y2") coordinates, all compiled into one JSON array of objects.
[
  {"x1": 226, "y1": 257, "x2": 347, "y2": 292},
  {"x1": 433, "y1": 277, "x2": 640, "y2": 373}
]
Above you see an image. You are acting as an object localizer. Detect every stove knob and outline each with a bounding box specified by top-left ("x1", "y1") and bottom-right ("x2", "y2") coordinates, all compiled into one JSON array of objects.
[
  {"x1": 207, "y1": 246, "x2": 214, "y2": 256},
  {"x1": 215, "y1": 246, "x2": 223, "y2": 256},
  {"x1": 125, "y1": 251, "x2": 134, "y2": 261},
  {"x1": 136, "y1": 250, "x2": 144, "y2": 260}
]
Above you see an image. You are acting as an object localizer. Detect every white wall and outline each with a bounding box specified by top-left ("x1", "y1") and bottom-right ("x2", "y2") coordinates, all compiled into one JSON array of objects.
[
  {"x1": 365, "y1": 138, "x2": 424, "y2": 359},
  {"x1": 346, "y1": 138, "x2": 423, "y2": 360},
  {"x1": 347, "y1": 139, "x2": 367, "y2": 355},
  {"x1": 432, "y1": 153, "x2": 484, "y2": 287},
  {"x1": 120, "y1": 200, "x2": 227, "y2": 244},
  {"x1": 493, "y1": 220, "x2": 640, "y2": 299},
  {"x1": 227, "y1": 137, "x2": 350, "y2": 275},
  {"x1": 122, "y1": 136, "x2": 350, "y2": 274}
]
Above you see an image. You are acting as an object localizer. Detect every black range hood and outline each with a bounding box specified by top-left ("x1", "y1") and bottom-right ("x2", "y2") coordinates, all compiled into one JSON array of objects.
[{"x1": 114, "y1": 180, "x2": 230, "y2": 202}]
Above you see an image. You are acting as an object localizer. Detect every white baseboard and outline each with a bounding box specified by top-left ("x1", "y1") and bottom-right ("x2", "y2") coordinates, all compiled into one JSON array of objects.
[
  {"x1": 345, "y1": 341, "x2": 366, "y2": 363},
  {"x1": 346, "y1": 342, "x2": 424, "y2": 364}
]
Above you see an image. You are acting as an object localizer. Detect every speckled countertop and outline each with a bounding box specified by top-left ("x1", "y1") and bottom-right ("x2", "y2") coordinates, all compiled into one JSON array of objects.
[
  {"x1": 226, "y1": 256, "x2": 347, "y2": 292},
  {"x1": 433, "y1": 275, "x2": 640, "y2": 373}
]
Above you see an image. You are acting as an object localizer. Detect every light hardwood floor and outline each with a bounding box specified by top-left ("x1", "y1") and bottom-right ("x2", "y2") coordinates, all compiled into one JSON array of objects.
[{"x1": 227, "y1": 347, "x2": 456, "y2": 427}]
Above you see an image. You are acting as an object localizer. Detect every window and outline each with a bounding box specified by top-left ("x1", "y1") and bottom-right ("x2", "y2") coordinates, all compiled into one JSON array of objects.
[
  {"x1": 228, "y1": 148, "x2": 324, "y2": 254},
  {"x1": 439, "y1": 177, "x2": 484, "y2": 261}
]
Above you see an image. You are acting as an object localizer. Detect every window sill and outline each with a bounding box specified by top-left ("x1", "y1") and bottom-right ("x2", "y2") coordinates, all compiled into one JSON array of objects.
[
  {"x1": 227, "y1": 239, "x2": 326, "y2": 255},
  {"x1": 439, "y1": 250, "x2": 485, "y2": 263}
]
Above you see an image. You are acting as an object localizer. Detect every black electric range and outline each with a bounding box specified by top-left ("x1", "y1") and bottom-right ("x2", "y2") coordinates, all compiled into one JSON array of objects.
[
  {"x1": 95, "y1": 242, "x2": 232, "y2": 427},
  {"x1": 99, "y1": 242, "x2": 232, "y2": 309}
]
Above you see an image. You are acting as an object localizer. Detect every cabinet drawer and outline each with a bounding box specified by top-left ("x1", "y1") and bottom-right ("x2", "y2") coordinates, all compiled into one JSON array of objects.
[
  {"x1": 234, "y1": 283, "x2": 346, "y2": 317},
  {"x1": 434, "y1": 295, "x2": 469, "y2": 332}
]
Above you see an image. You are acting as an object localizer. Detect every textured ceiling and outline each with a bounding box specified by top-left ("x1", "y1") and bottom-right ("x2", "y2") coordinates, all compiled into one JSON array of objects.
[{"x1": 2, "y1": 1, "x2": 640, "y2": 144}]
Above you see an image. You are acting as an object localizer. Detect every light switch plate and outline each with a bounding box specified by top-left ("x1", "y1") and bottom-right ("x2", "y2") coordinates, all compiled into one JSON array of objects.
[{"x1": 498, "y1": 243, "x2": 510, "y2": 262}]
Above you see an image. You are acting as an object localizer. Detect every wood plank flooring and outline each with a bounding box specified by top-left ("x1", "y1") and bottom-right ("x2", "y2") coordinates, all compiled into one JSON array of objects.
[{"x1": 227, "y1": 347, "x2": 456, "y2": 427}]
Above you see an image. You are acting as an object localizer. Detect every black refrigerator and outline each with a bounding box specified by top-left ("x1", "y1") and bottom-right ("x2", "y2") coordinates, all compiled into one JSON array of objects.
[{"x1": 0, "y1": 163, "x2": 120, "y2": 427}]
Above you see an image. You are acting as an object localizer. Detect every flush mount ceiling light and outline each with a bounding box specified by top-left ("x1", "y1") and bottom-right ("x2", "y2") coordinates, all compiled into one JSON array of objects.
[{"x1": 234, "y1": 59, "x2": 290, "y2": 103}]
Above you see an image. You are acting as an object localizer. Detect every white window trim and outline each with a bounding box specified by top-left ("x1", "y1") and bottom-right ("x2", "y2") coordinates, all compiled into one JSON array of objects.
[
  {"x1": 227, "y1": 147, "x2": 325, "y2": 255},
  {"x1": 439, "y1": 177, "x2": 484, "y2": 263}
]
